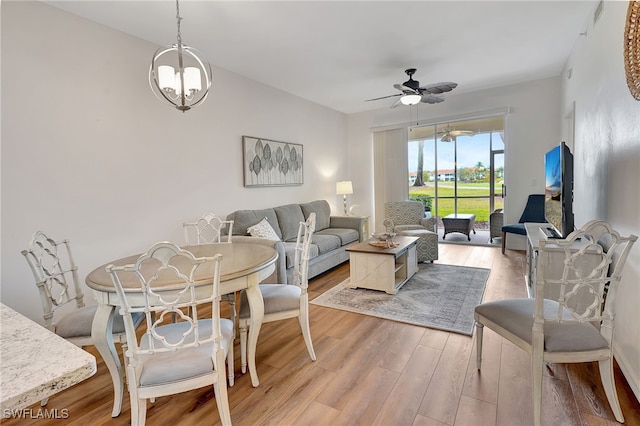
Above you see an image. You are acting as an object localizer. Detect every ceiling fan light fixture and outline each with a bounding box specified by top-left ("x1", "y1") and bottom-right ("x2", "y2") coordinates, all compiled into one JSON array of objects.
[{"x1": 400, "y1": 94, "x2": 421, "y2": 105}]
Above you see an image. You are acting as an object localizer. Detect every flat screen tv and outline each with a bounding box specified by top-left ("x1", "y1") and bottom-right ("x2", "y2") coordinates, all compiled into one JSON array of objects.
[{"x1": 544, "y1": 141, "x2": 574, "y2": 238}]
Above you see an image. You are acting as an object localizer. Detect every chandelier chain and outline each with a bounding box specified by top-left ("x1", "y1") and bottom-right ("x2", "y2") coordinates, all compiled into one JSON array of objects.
[{"x1": 175, "y1": 0, "x2": 183, "y2": 45}]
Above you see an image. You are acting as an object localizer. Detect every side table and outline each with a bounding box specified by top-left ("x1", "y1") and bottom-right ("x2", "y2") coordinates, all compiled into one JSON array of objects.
[{"x1": 442, "y1": 213, "x2": 476, "y2": 241}]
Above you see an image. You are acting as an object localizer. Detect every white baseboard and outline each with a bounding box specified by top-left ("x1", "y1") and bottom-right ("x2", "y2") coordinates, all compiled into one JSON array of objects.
[{"x1": 614, "y1": 344, "x2": 640, "y2": 404}]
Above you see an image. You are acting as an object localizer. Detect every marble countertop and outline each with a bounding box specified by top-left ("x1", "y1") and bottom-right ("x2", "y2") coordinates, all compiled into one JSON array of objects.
[{"x1": 0, "y1": 303, "x2": 97, "y2": 411}]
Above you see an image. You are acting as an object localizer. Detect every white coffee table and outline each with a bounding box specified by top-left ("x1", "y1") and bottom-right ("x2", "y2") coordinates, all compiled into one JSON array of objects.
[{"x1": 345, "y1": 236, "x2": 419, "y2": 294}]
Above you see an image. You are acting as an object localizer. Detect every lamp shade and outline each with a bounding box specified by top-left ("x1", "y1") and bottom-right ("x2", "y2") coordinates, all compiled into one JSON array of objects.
[
  {"x1": 336, "y1": 181, "x2": 353, "y2": 195},
  {"x1": 400, "y1": 94, "x2": 422, "y2": 105}
]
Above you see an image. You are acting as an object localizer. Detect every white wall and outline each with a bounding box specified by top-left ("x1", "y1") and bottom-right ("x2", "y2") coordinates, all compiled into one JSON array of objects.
[
  {"x1": 1, "y1": 2, "x2": 348, "y2": 321},
  {"x1": 347, "y1": 76, "x2": 562, "y2": 242},
  {"x1": 561, "y1": 1, "x2": 640, "y2": 400}
]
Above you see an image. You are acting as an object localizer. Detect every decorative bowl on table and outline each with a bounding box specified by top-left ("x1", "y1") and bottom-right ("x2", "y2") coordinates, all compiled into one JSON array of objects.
[
  {"x1": 370, "y1": 232, "x2": 397, "y2": 248},
  {"x1": 371, "y1": 232, "x2": 396, "y2": 242}
]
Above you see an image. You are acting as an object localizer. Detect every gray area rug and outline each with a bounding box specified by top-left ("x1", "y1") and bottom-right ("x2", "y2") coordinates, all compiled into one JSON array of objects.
[
  {"x1": 437, "y1": 229, "x2": 501, "y2": 247},
  {"x1": 310, "y1": 263, "x2": 490, "y2": 335}
]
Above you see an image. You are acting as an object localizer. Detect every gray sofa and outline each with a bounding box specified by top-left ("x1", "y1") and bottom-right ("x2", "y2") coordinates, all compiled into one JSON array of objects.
[{"x1": 226, "y1": 200, "x2": 366, "y2": 284}]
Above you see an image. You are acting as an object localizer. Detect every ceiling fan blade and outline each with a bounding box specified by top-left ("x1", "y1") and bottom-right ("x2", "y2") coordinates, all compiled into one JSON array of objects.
[
  {"x1": 421, "y1": 95, "x2": 444, "y2": 104},
  {"x1": 365, "y1": 93, "x2": 402, "y2": 102},
  {"x1": 450, "y1": 130, "x2": 474, "y2": 136},
  {"x1": 419, "y1": 82, "x2": 458, "y2": 94},
  {"x1": 390, "y1": 98, "x2": 402, "y2": 109},
  {"x1": 394, "y1": 83, "x2": 417, "y2": 93}
]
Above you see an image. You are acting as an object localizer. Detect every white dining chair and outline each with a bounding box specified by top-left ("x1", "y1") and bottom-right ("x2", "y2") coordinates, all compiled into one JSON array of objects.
[
  {"x1": 474, "y1": 220, "x2": 637, "y2": 425},
  {"x1": 21, "y1": 231, "x2": 143, "y2": 405},
  {"x1": 183, "y1": 213, "x2": 237, "y2": 330},
  {"x1": 238, "y1": 213, "x2": 317, "y2": 374},
  {"x1": 107, "y1": 242, "x2": 233, "y2": 426},
  {"x1": 183, "y1": 213, "x2": 234, "y2": 245}
]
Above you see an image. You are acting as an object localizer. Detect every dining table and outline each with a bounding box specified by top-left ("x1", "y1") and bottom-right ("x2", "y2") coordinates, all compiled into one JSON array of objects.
[{"x1": 85, "y1": 242, "x2": 277, "y2": 418}]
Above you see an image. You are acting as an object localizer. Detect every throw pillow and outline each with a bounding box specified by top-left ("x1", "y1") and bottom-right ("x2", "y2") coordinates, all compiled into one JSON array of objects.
[{"x1": 247, "y1": 217, "x2": 280, "y2": 241}]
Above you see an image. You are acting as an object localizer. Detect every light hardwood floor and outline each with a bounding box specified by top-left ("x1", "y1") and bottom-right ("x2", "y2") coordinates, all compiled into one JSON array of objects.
[{"x1": 5, "y1": 244, "x2": 639, "y2": 425}]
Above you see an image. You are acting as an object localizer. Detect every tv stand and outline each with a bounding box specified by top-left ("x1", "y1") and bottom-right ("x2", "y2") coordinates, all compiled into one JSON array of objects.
[{"x1": 524, "y1": 223, "x2": 600, "y2": 305}]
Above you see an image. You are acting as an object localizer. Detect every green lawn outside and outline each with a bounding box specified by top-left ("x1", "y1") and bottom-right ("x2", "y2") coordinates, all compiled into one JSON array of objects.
[{"x1": 409, "y1": 182, "x2": 503, "y2": 223}]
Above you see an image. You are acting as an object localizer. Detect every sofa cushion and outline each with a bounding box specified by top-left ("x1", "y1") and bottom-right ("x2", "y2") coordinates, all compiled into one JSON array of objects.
[
  {"x1": 300, "y1": 200, "x2": 331, "y2": 231},
  {"x1": 247, "y1": 217, "x2": 281, "y2": 241},
  {"x1": 227, "y1": 208, "x2": 282, "y2": 239},
  {"x1": 283, "y1": 242, "x2": 319, "y2": 269},
  {"x1": 310, "y1": 234, "x2": 341, "y2": 254},
  {"x1": 274, "y1": 204, "x2": 306, "y2": 241},
  {"x1": 316, "y1": 228, "x2": 359, "y2": 246}
]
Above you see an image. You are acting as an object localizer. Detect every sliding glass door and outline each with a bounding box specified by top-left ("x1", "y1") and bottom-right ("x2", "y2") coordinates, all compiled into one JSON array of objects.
[{"x1": 408, "y1": 116, "x2": 505, "y2": 231}]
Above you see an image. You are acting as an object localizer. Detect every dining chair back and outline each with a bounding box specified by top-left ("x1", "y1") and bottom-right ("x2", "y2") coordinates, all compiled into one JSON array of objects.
[
  {"x1": 475, "y1": 220, "x2": 637, "y2": 425},
  {"x1": 107, "y1": 242, "x2": 232, "y2": 426},
  {"x1": 21, "y1": 231, "x2": 138, "y2": 346},
  {"x1": 183, "y1": 213, "x2": 233, "y2": 245},
  {"x1": 238, "y1": 213, "x2": 317, "y2": 373},
  {"x1": 22, "y1": 231, "x2": 85, "y2": 337},
  {"x1": 184, "y1": 213, "x2": 237, "y2": 334}
]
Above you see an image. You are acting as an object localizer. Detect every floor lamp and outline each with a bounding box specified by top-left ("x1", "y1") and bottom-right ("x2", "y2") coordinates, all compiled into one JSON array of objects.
[{"x1": 336, "y1": 181, "x2": 353, "y2": 216}]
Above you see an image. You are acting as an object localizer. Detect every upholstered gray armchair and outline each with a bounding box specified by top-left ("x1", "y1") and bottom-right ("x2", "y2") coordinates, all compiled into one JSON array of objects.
[{"x1": 384, "y1": 201, "x2": 438, "y2": 262}]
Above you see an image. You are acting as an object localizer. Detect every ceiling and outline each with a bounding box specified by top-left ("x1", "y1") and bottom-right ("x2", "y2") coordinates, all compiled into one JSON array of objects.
[{"x1": 44, "y1": 1, "x2": 598, "y2": 114}]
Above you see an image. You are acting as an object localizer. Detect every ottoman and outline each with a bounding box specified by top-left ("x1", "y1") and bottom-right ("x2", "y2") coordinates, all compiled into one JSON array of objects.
[{"x1": 397, "y1": 229, "x2": 438, "y2": 263}]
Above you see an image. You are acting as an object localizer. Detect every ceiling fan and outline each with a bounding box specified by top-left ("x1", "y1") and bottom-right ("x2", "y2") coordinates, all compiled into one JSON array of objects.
[
  {"x1": 365, "y1": 68, "x2": 457, "y2": 108},
  {"x1": 438, "y1": 125, "x2": 474, "y2": 142}
]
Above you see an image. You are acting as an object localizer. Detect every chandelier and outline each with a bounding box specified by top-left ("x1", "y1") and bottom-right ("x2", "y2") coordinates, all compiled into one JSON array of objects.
[{"x1": 149, "y1": 0, "x2": 212, "y2": 112}]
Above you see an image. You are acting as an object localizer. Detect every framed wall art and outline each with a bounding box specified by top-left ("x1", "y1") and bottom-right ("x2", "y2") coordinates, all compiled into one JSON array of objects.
[{"x1": 242, "y1": 136, "x2": 303, "y2": 187}]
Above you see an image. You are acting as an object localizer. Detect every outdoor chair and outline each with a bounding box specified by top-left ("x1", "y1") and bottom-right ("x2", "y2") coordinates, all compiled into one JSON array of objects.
[{"x1": 489, "y1": 208, "x2": 503, "y2": 243}]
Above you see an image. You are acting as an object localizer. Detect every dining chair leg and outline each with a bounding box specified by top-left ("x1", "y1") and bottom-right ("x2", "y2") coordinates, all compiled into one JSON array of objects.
[
  {"x1": 532, "y1": 359, "x2": 543, "y2": 426},
  {"x1": 227, "y1": 340, "x2": 235, "y2": 387},
  {"x1": 228, "y1": 297, "x2": 237, "y2": 339},
  {"x1": 129, "y1": 392, "x2": 143, "y2": 426},
  {"x1": 239, "y1": 321, "x2": 248, "y2": 374},
  {"x1": 599, "y1": 358, "x2": 624, "y2": 423},
  {"x1": 298, "y1": 299, "x2": 316, "y2": 361},
  {"x1": 475, "y1": 322, "x2": 484, "y2": 369},
  {"x1": 214, "y1": 350, "x2": 232, "y2": 426},
  {"x1": 501, "y1": 232, "x2": 507, "y2": 254}
]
